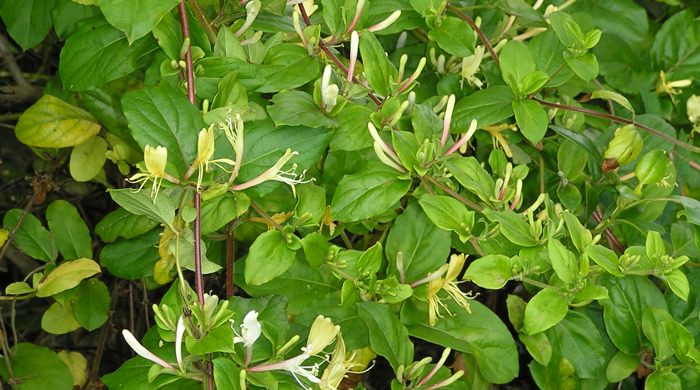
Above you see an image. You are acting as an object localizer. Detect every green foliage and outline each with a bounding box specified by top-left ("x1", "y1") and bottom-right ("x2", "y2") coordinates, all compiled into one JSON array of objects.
[{"x1": 2, "y1": 0, "x2": 700, "y2": 389}]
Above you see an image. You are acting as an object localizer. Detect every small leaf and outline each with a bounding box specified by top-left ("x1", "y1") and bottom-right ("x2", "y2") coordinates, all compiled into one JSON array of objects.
[
  {"x1": 523, "y1": 288, "x2": 568, "y2": 335},
  {"x1": 108, "y1": 189, "x2": 176, "y2": 230},
  {"x1": 36, "y1": 259, "x2": 101, "y2": 297},
  {"x1": 547, "y1": 239, "x2": 578, "y2": 284},
  {"x1": 428, "y1": 16, "x2": 474, "y2": 57},
  {"x1": 46, "y1": 200, "x2": 93, "y2": 260},
  {"x1": 0, "y1": 343, "x2": 73, "y2": 390},
  {"x1": 463, "y1": 255, "x2": 512, "y2": 289},
  {"x1": 267, "y1": 90, "x2": 337, "y2": 128},
  {"x1": 73, "y1": 279, "x2": 110, "y2": 331},
  {"x1": 358, "y1": 302, "x2": 413, "y2": 372},
  {"x1": 482, "y1": 209, "x2": 538, "y2": 247},
  {"x1": 519, "y1": 333, "x2": 552, "y2": 366},
  {"x1": 244, "y1": 230, "x2": 297, "y2": 285},
  {"x1": 70, "y1": 136, "x2": 107, "y2": 182},
  {"x1": 418, "y1": 194, "x2": 474, "y2": 241},
  {"x1": 445, "y1": 157, "x2": 495, "y2": 203},
  {"x1": 5, "y1": 282, "x2": 34, "y2": 295},
  {"x1": 665, "y1": 269, "x2": 689, "y2": 301},
  {"x1": 41, "y1": 302, "x2": 81, "y2": 334},
  {"x1": 330, "y1": 163, "x2": 411, "y2": 223},
  {"x1": 585, "y1": 245, "x2": 623, "y2": 277},
  {"x1": 0, "y1": 0, "x2": 56, "y2": 50},
  {"x1": 3, "y1": 209, "x2": 57, "y2": 262},
  {"x1": 99, "y1": 0, "x2": 180, "y2": 43},
  {"x1": 606, "y1": 351, "x2": 639, "y2": 383},
  {"x1": 95, "y1": 209, "x2": 158, "y2": 243},
  {"x1": 15, "y1": 95, "x2": 101, "y2": 148},
  {"x1": 591, "y1": 90, "x2": 634, "y2": 114},
  {"x1": 99, "y1": 230, "x2": 160, "y2": 280},
  {"x1": 213, "y1": 358, "x2": 241, "y2": 390},
  {"x1": 642, "y1": 307, "x2": 674, "y2": 361},
  {"x1": 359, "y1": 31, "x2": 397, "y2": 97},
  {"x1": 57, "y1": 351, "x2": 88, "y2": 388},
  {"x1": 512, "y1": 99, "x2": 548, "y2": 144},
  {"x1": 645, "y1": 370, "x2": 681, "y2": 390},
  {"x1": 662, "y1": 320, "x2": 694, "y2": 363}
]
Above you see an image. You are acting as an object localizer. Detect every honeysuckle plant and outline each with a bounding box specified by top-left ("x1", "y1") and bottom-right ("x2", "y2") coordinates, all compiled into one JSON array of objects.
[{"x1": 1, "y1": 1, "x2": 700, "y2": 390}]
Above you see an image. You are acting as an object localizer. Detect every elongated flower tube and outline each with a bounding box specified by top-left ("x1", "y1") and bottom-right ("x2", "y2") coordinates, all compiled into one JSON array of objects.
[
  {"x1": 424, "y1": 254, "x2": 476, "y2": 325},
  {"x1": 175, "y1": 316, "x2": 185, "y2": 370},
  {"x1": 234, "y1": 0, "x2": 261, "y2": 37},
  {"x1": 367, "y1": 10, "x2": 401, "y2": 33},
  {"x1": 687, "y1": 95, "x2": 700, "y2": 123},
  {"x1": 440, "y1": 94, "x2": 456, "y2": 146},
  {"x1": 345, "y1": 0, "x2": 365, "y2": 33},
  {"x1": 367, "y1": 123, "x2": 406, "y2": 173},
  {"x1": 222, "y1": 112, "x2": 245, "y2": 183},
  {"x1": 189, "y1": 126, "x2": 236, "y2": 189},
  {"x1": 397, "y1": 57, "x2": 426, "y2": 94},
  {"x1": 321, "y1": 65, "x2": 339, "y2": 111},
  {"x1": 122, "y1": 329, "x2": 174, "y2": 370},
  {"x1": 347, "y1": 31, "x2": 359, "y2": 81},
  {"x1": 444, "y1": 119, "x2": 478, "y2": 157},
  {"x1": 461, "y1": 45, "x2": 485, "y2": 88},
  {"x1": 232, "y1": 149, "x2": 310, "y2": 196},
  {"x1": 304, "y1": 315, "x2": 340, "y2": 356}
]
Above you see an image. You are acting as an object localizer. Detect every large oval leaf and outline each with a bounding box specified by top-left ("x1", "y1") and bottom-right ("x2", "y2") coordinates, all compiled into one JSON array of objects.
[
  {"x1": 15, "y1": 95, "x2": 100, "y2": 148},
  {"x1": 36, "y1": 258, "x2": 101, "y2": 297},
  {"x1": 401, "y1": 299, "x2": 518, "y2": 384}
]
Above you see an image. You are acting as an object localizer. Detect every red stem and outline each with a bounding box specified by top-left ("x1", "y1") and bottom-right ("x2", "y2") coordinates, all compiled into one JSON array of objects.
[
  {"x1": 447, "y1": 5, "x2": 499, "y2": 67},
  {"x1": 297, "y1": 4, "x2": 382, "y2": 107},
  {"x1": 226, "y1": 225, "x2": 234, "y2": 298}
]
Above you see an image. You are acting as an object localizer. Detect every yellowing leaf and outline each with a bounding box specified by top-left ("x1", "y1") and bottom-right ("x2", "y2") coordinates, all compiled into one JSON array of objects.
[
  {"x1": 36, "y1": 258, "x2": 101, "y2": 297},
  {"x1": 15, "y1": 95, "x2": 101, "y2": 148},
  {"x1": 41, "y1": 302, "x2": 81, "y2": 334},
  {"x1": 57, "y1": 351, "x2": 88, "y2": 387}
]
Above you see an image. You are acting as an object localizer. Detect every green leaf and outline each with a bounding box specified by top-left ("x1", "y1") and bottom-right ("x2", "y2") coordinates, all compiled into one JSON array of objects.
[
  {"x1": 500, "y1": 40, "x2": 536, "y2": 92},
  {"x1": 642, "y1": 307, "x2": 674, "y2": 361},
  {"x1": 259, "y1": 44, "x2": 320, "y2": 93},
  {"x1": 650, "y1": 10, "x2": 700, "y2": 80},
  {"x1": 46, "y1": 200, "x2": 93, "y2": 260},
  {"x1": 547, "y1": 239, "x2": 578, "y2": 284},
  {"x1": 36, "y1": 258, "x2": 101, "y2": 297},
  {"x1": 73, "y1": 279, "x2": 110, "y2": 331},
  {"x1": 569, "y1": 0, "x2": 647, "y2": 43},
  {"x1": 386, "y1": 202, "x2": 451, "y2": 282},
  {"x1": 523, "y1": 288, "x2": 568, "y2": 335},
  {"x1": 122, "y1": 83, "x2": 205, "y2": 176},
  {"x1": 213, "y1": 358, "x2": 241, "y2": 390},
  {"x1": 359, "y1": 31, "x2": 397, "y2": 97},
  {"x1": 663, "y1": 320, "x2": 694, "y2": 364},
  {"x1": 5, "y1": 282, "x2": 34, "y2": 295},
  {"x1": 357, "y1": 302, "x2": 413, "y2": 372},
  {"x1": 100, "y1": 230, "x2": 160, "y2": 280},
  {"x1": 52, "y1": 0, "x2": 101, "y2": 40},
  {"x1": 463, "y1": 255, "x2": 512, "y2": 290},
  {"x1": 41, "y1": 302, "x2": 81, "y2": 334},
  {"x1": 244, "y1": 230, "x2": 297, "y2": 285},
  {"x1": 512, "y1": 99, "x2": 548, "y2": 144},
  {"x1": 330, "y1": 104, "x2": 373, "y2": 151},
  {"x1": 445, "y1": 156, "x2": 495, "y2": 203},
  {"x1": 598, "y1": 275, "x2": 667, "y2": 355},
  {"x1": 15, "y1": 95, "x2": 101, "y2": 148},
  {"x1": 357, "y1": 243, "x2": 383, "y2": 276},
  {"x1": 95, "y1": 208, "x2": 158, "y2": 243},
  {"x1": 418, "y1": 194, "x2": 474, "y2": 241},
  {"x1": 267, "y1": 90, "x2": 337, "y2": 128},
  {"x1": 3, "y1": 209, "x2": 57, "y2": 262},
  {"x1": 108, "y1": 189, "x2": 176, "y2": 230},
  {"x1": 646, "y1": 370, "x2": 681, "y2": 390},
  {"x1": 70, "y1": 135, "x2": 108, "y2": 182},
  {"x1": 200, "y1": 193, "x2": 249, "y2": 235},
  {"x1": 0, "y1": 0, "x2": 56, "y2": 50},
  {"x1": 591, "y1": 90, "x2": 634, "y2": 114},
  {"x1": 606, "y1": 351, "x2": 639, "y2": 383},
  {"x1": 665, "y1": 269, "x2": 689, "y2": 302},
  {"x1": 520, "y1": 333, "x2": 552, "y2": 366},
  {"x1": 300, "y1": 233, "x2": 331, "y2": 268},
  {"x1": 401, "y1": 299, "x2": 519, "y2": 384},
  {"x1": 453, "y1": 86, "x2": 514, "y2": 130},
  {"x1": 428, "y1": 16, "x2": 474, "y2": 57},
  {"x1": 186, "y1": 325, "x2": 236, "y2": 354},
  {"x1": 562, "y1": 212, "x2": 592, "y2": 253},
  {"x1": 59, "y1": 19, "x2": 155, "y2": 91},
  {"x1": 546, "y1": 311, "x2": 607, "y2": 379},
  {"x1": 564, "y1": 52, "x2": 599, "y2": 82},
  {"x1": 330, "y1": 163, "x2": 411, "y2": 222},
  {"x1": 585, "y1": 245, "x2": 623, "y2": 277},
  {"x1": 482, "y1": 209, "x2": 538, "y2": 247},
  {"x1": 0, "y1": 343, "x2": 73, "y2": 390},
  {"x1": 99, "y1": 0, "x2": 180, "y2": 43}
]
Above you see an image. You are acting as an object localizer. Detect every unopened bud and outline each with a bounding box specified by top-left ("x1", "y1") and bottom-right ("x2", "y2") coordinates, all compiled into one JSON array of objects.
[{"x1": 603, "y1": 124, "x2": 643, "y2": 166}]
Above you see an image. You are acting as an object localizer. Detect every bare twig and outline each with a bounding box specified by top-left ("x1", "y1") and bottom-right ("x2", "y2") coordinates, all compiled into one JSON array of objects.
[{"x1": 425, "y1": 175, "x2": 483, "y2": 212}]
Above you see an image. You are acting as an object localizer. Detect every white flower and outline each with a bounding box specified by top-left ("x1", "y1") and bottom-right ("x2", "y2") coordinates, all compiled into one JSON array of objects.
[
  {"x1": 321, "y1": 65, "x2": 339, "y2": 111},
  {"x1": 347, "y1": 31, "x2": 359, "y2": 81},
  {"x1": 367, "y1": 10, "x2": 401, "y2": 33},
  {"x1": 122, "y1": 329, "x2": 174, "y2": 370},
  {"x1": 233, "y1": 310, "x2": 262, "y2": 348},
  {"x1": 232, "y1": 148, "x2": 311, "y2": 196},
  {"x1": 440, "y1": 94, "x2": 456, "y2": 146},
  {"x1": 234, "y1": 0, "x2": 261, "y2": 37},
  {"x1": 175, "y1": 316, "x2": 185, "y2": 370}
]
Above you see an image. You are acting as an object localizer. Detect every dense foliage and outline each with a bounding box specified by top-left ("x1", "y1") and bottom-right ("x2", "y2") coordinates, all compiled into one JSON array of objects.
[{"x1": 1, "y1": 0, "x2": 700, "y2": 389}]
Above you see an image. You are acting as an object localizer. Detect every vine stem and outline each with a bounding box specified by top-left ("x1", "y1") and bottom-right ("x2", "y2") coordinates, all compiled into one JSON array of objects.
[
  {"x1": 447, "y1": 5, "x2": 499, "y2": 67},
  {"x1": 178, "y1": 3, "x2": 212, "y2": 389},
  {"x1": 297, "y1": 4, "x2": 382, "y2": 107},
  {"x1": 534, "y1": 97, "x2": 700, "y2": 154}
]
